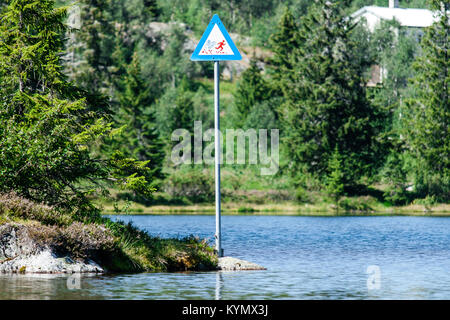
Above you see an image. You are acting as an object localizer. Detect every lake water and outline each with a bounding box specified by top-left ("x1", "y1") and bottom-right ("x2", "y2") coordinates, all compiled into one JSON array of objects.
[{"x1": 1, "y1": 215, "x2": 450, "y2": 300}]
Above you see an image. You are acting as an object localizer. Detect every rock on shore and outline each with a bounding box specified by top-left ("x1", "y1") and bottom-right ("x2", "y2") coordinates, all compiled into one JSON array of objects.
[
  {"x1": 218, "y1": 257, "x2": 266, "y2": 271},
  {"x1": 0, "y1": 224, "x2": 103, "y2": 274},
  {"x1": 0, "y1": 250, "x2": 103, "y2": 273}
]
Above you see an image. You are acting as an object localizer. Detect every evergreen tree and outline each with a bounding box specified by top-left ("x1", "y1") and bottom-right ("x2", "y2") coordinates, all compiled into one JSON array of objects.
[
  {"x1": 143, "y1": 0, "x2": 159, "y2": 19},
  {"x1": 113, "y1": 52, "x2": 165, "y2": 184},
  {"x1": 403, "y1": 0, "x2": 449, "y2": 201},
  {"x1": 382, "y1": 143, "x2": 409, "y2": 205},
  {"x1": 159, "y1": 25, "x2": 196, "y2": 88},
  {"x1": 67, "y1": 0, "x2": 114, "y2": 96},
  {"x1": 281, "y1": 0, "x2": 381, "y2": 185},
  {"x1": 368, "y1": 20, "x2": 419, "y2": 116},
  {"x1": 173, "y1": 77, "x2": 195, "y2": 134},
  {"x1": 154, "y1": 78, "x2": 194, "y2": 141},
  {"x1": 234, "y1": 59, "x2": 269, "y2": 123},
  {"x1": 326, "y1": 147, "x2": 345, "y2": 208},
  {"x1": 268, "y1": 6, "x2": 300, "y2": 95},
  {"x1": 0, "y1": 0, "x2": 154, "y2": 218}
]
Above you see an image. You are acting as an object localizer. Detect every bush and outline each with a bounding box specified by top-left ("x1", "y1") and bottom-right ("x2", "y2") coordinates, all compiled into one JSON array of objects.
[
  {"x1": 413, "y1": 195, "x2": 437, "y2": 212},
  {"x1": 381, "y1": 151, "x2": 410, "y2": 205},
  {"x1": 338, "y1": 197, "x2": 373, "y2": 213},
  {"x1": 237, "y1": 206, "x2": 255, "y2": 213},
  {"x1": 414, "y1": 170, "x2": 449, "y2": 203},
  {"x1": 295, "y1": 187, "x2": 310, "y2": 203},
  {"x1": 164, "y1": 170, "x2": 214, "y2": 203}
]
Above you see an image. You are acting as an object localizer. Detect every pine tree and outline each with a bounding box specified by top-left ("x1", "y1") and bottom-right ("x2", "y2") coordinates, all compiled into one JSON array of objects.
[
  {"x1": 0, "y1": 0, "x2": 154, "y2": 218},
  {"x1": 142, "y1": 0, "x2": 160, "y2": 20},
  {"x1": 67, "y1": 0, "x2": 114, "y2": 96},
  {"x1": 113, "y1": 52, "x2": 165, "y2": 184},
  {"x1": 281, "y1": 0, "x2": 381, "y2": 185},
  {"x1": 173, "y1": 77, "x2": 195, "y2": 134},
  {"x1": 268, "y1": 6, "x2": 300, "y2": 95},
  {"x1": 403, "y1": 0, "x2": 449, "y2": 201},
  {"x1": 234, "y1": 59, "x2": 269, "y2": 123},
  {"x1": 326, "y1": 147, "x2": 345, "y2": 208},
  {"x1": 382, "y1": 146, "x2": 409, "y2": 205}
]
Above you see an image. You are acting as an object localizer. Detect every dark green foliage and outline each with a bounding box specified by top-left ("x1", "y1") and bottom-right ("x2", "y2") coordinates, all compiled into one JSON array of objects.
[
  {"x1": 67, "y1": 0, "x2": 114, "y2": 95},
  {"x1": 350, "y1": 0, "x2": 430, "y2": 10},
  {"x1": 267, "y1": 6, "x2": 300, "y2": 95},
  {"x1": 368, "y1": 20, "x2": 419, "y2": 116},
  {"x1": 234, "y1": 59, "x2": 270, "y2": 123},
  {"x1": 403, "y1": 1, "x2": 449, "y2": 201},
  {"x1": 0, "y1": 0, "x2": 155, "y2": 217},
  {"x1": 112, "y1": 52, "x2": 165, "y2": 185},
  {"x1": 295, "y1": 186, "x2": 310, "y2": 203},
  {"x1": 382, "y1": 145, "x2": 410, "y2": 205},
  {"x1": 281, "y1": 0, "x2": 382, "y2": 185},
  {"x1": 338, "y1": 197, "x2": 373, "y2": 213},
  {"x1": 157, "y1": 0, "x2": 285, "y2": 35},
  {"x1": 244, "y1": 98, "x2": 280, "y2": 131},
  {"x1": 155, "y1": 83, "x2": 195, "y2": 141},
  {"x1": 164, "y1": 169, "x2": 214, "y2": 202},
  {"x1": 156, "y1": 25, "x2": 198, "y2": 90},
  {"x1": 326, "y1": 147, "x2": 345, "y2": 206}
]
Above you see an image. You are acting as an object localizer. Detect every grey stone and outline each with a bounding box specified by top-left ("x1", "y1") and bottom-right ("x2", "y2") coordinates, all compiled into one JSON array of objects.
[
  {"x1": 0, "y1": 224, "x2": 103, "y2": 274},
  {"x1": 218, "y1": 257, "x2": 266, "y2": 271}
]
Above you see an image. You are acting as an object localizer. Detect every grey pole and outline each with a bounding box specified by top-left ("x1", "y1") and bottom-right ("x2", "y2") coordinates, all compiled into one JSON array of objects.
[{"x1": 214, "y1": 60, "x2": 223, "y2": 257}]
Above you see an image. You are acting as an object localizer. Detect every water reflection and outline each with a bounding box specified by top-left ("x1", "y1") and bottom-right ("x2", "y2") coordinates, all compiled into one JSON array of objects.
[
  {"x1": 215, "y1": 272, "x2": 223, "y2": 300},
  {"x1": 0, "y1": 273, "x2": 103, "y2": 300}
]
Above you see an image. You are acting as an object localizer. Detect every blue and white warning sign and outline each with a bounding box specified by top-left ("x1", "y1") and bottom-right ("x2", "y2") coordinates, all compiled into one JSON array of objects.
[{"x1": 190, "y1": 14, "x2": 242, "y2": 61}]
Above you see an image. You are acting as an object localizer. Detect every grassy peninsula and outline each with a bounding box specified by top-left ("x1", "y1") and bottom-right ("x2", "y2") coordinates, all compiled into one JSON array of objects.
[{"x1": 0, "y1": 193, "x2": 217, "y2": 272}]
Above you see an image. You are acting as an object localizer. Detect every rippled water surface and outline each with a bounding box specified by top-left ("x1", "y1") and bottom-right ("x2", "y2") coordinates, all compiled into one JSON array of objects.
[{"x1": 1, "y1": 215, "x2": 450, "y2": 299}]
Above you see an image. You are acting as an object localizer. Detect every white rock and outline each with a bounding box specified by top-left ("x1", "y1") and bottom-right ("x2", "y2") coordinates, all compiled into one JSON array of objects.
[
  {"x1": 0, "y1": 249, "x2": 103, "y2": 274},
  {"x1": 218, "y1": 257, "x2": 266, "y2": 271}
]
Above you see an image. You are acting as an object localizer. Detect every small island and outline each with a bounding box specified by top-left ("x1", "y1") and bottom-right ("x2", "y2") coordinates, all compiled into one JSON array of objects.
[{"x1": 0, "y1": 193, "x2": 217, "y2": 273}]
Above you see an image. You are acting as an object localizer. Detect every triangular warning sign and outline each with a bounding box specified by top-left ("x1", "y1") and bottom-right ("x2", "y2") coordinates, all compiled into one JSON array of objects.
[{"x1": 191, "y1": 14, "x2": 242, "y2": 61}]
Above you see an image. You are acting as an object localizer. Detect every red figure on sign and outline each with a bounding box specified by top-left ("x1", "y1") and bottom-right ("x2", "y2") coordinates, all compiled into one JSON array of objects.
[{"x1": 215, "y1": 40, "x2": 226, "y2": 51}]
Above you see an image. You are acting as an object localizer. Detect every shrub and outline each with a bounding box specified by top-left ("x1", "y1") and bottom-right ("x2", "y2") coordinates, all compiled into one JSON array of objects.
[
  {"x1": 338, "y1": 197, "x2": 373, "y2": 213},
  {"x1": 164, "y1": 170, "x2": 214, "y2": 203},
  {"x1": 413, "y1": 195, "x2": 437, "y2": 212},
  {"x1": 295, "y1": 187, "x2": 310, "y2": 203},
  {"x1": 237, "y1": 206, "x2": 255, "y2": 213}
]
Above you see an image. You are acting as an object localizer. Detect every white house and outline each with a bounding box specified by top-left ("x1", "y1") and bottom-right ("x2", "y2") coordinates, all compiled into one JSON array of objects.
[
  {"x1": 352, "y1": 0, "x2": 438, "y2": 32},
  {"x1": 351, "y1": 0, "x2": 438, "y2": 86}
]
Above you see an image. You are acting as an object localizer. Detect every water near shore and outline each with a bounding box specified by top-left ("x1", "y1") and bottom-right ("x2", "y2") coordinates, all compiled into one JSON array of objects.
[{"x1": 1, "y1": 215, "x2": 450, "y2": 299}]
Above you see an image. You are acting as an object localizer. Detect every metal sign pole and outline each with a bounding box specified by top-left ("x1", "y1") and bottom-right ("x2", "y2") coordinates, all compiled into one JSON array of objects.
[
  {"x1": 214, "y1": 60, "x2": 222, "y2": 257},
  {"x1": 191, "y1": 14, "x2": 241, "y2": 258}
]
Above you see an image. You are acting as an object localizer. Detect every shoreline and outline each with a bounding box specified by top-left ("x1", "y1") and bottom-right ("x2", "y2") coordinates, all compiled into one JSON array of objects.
[{"x1": 101, "y1": 202, "x2": 450, "y2": 216}]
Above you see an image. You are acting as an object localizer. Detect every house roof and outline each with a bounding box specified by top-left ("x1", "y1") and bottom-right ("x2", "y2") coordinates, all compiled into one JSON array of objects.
[{"x1": 351, "y1": 6, "x2": 438, "y2": 28}]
